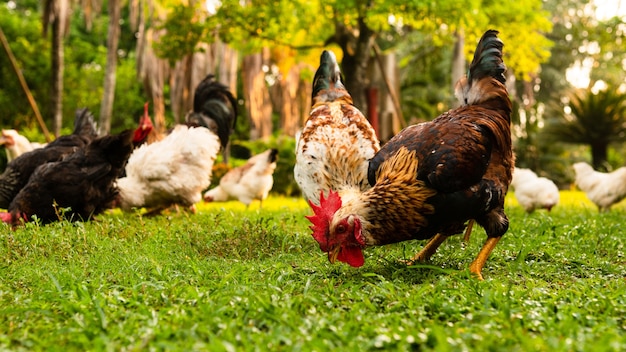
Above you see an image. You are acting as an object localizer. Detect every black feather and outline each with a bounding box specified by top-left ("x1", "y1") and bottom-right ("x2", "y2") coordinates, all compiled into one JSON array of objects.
[
  {"x1": 467, "y1": 30, "x2": 506, "y2": 85},
  {"x1": 7, "y1": 130, "x2": 135, "y2": 224},
  {"x1": 311, "y1": 50, "x2": 345, "y2": 100},
  {"x1": 186, "y1": 74, "x2": 237, "y2": 149},
  {"x1": 0, "y1": 108, "x2": 98, "y2": 209}
]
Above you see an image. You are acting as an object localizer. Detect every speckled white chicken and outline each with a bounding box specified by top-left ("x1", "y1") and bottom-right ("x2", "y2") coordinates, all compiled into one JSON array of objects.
[
  {"x1": 204, "y1": 148, "x2": 278, "y2": 208},
  {"x1": 573, "y1": 162, "x2": 626, "y2": 212},
  {"x1": 294, "y1": 50, "x2": 380, "y2": 206},
  {"x1": 510, "y1": 167, "x2": 559, "y2": 213}
]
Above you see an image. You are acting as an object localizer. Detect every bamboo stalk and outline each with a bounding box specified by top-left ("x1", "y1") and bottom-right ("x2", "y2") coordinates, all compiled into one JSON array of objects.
[{"x1": 0, "y1": 26, "x2": 52, "y2": 142}]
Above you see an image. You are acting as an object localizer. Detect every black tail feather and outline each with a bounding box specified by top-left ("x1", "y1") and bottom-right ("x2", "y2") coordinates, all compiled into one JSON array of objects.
[
  {"x1": 312, "y1": 50, "x2": 345, "y2": 100},
  {"x1": 73, "y1": 108, "x2": 98, "y2": 138},
  {"x1": 187, "y1": 75, "x2": 237, "y2": 149},
  {"x1": 468, "y1": 30, "x2": 506, "y2": 85}
]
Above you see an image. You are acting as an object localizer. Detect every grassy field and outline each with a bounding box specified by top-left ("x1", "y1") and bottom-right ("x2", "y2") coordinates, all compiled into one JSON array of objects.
[{"x1": 0, "y1": 191, "x2": 625, "y2": 351}]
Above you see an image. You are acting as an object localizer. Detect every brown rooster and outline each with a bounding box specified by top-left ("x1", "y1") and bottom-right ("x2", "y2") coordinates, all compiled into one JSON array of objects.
[
  {"x1": 307, "y1": 30, "x2": 513, "y2": 280},
  {"x1": 294, "y1": 49, "x2": 380, "y2": 207}
]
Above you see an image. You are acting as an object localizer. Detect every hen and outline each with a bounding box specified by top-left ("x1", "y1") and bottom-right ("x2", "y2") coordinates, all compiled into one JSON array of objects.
[
  {"x1": 0, "y1": 109, "x2": 98, "y2": 209},
  {"x1": 572, "y1": 162, "x2": 626, "y2": 212},
  {"x1": 116, "y1": 76, "x2": 237, "y2": 214},
  {"x1": 294, "y1": 50, "x2": 380, "y2": 206},
  {"x1": 307, "y1": 30, "x2": 513, "y2": 280},
  {"x1": 0, "y1": 129, "x2": 44, "y2": 162},
  {"x1": 511, "y1": 167, "x2": 559, "y2": 213},
  {"x1": 204, "y1": 148, "x2": 278, "y2": 208},
  {"x1": 0, "y1": 129, "x2": 136, "y2": 225}
]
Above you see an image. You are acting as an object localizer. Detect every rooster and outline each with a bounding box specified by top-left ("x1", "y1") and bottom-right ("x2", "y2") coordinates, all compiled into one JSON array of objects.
[
  {"x1": 307, "y1": 30, "x2": 513, "y2": 280},
  {"x1": 0, "y1": 129, "x2": 136, "y2": 225},
  {"x1": 510, "y1": 167, "x2": 559, "y2": 213},
  {"x1": 204, "y1": 148, "x2": 278, "y2": 208},
  {"x1": 185, "y1": 74, "x2": 238, "y2": 150},
  {"x1": 572, "y1": 162, "x2": 626, "y2": 212},
  {"x1": 116, "y1": 76, "x2": 237, "y2": 214},
  {"x1": 294, "y1": 50, "x2": 380, "y2": 207},
  {"x1": 0, "y1": 109, "x2": 98, "y2": 209}
]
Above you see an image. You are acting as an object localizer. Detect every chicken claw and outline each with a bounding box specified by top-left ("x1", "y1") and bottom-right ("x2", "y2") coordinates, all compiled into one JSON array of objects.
[
  {"x1": 469, "y1": 236, "x2": 501, "y2": 280},
  {"x1": 403, "y1": 233, "x2": 449, "y2": 265}
]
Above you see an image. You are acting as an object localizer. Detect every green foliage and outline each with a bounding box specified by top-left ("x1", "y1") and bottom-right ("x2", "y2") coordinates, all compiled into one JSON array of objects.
[
  {"x1": 0, "y1": 3, "x2": 51, "y2": 129},
  {"x1": 153, "y1": 3, "x2": 207, "y2": 65},
  {"x1": 210, "y1": 0, "x2": 331, "y2": 54},
  {"x1": 1, "y1": 193, "x2": 626, "y2": 350},
  {"x1": 0, "y1": 1, "x2": 146, "y2": 134},
  {"x1": 544, "y1": 87, "x2": 626, "y2": 169},
  {"x1": 394, "y1": 31, "x2": 456, "y2": 124},
  {"x1": 474, "y1": 0, "x2": 554, "y2": 81}
]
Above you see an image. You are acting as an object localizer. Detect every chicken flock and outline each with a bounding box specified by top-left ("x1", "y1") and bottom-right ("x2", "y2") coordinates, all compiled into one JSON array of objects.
[{"x1": 1, "y1": 30, "x2": 619, "y2": 279}]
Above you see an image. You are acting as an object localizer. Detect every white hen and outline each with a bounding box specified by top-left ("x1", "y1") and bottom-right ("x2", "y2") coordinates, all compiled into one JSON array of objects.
[
  {"x1": 510, "y1": 167, "x2": 559, "y2": 213},
  {"x1": 0, "y1": 129, "x2": 44, "y2": 162},
  {"x1": 204, "y1": 148, "x2": 278, "y2": 208},
  {"x1": 116, "y1": 125, "x2": 220, "y2": 214},
  {"x1": 573, "y1": 162, "x2": 626, "y2": 212}
]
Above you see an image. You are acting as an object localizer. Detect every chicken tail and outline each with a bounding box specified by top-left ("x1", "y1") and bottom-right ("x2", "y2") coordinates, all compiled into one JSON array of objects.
[
  {"x1": 268, "y1": 148, "x2": 278, "y2": 163},
  {"x1": 454, "y1": 30, "x2": 509, "y2": 112},
  {"x1": 467, "y1": 30, "x2": 506, "y2": 86},
  {"x1": 311, "y1": 50, "x2": 350, "y2": 105},
  {"x1": 72, "y1": 108, "x2": 99, "y2": 139},
  {"x1": 186, "y1": 74, "x2": 238, "y2": 149}
]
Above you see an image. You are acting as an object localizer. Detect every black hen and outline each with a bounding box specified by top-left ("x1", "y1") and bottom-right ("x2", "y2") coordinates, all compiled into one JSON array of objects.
[
  {"x1": 185, "y1": 74, "x2": 238, "y2": 149},
  {"x1": 0, "y1": 108, "x2": 98, "y2": 209},
  {"x1": 0, "y1": 129, "x2": 135, "y2": 225}
]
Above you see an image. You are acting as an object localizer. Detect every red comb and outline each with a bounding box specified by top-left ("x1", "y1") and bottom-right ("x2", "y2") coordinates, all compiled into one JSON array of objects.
[
  {"x1": 305, "y1": 190, "x2": 342, "y2": 251},
  {"x1": 133, "y1": 102, "x2": 154, "y2": 143},
  {"x1": 0, "y1": 212, "x2": 12, "y2": 223}
]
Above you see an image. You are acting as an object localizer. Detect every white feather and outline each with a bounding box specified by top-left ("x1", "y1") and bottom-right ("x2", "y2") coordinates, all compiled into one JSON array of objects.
[
  {"x1": 117, "y1": 125, "x2": 220, "y2": 211},
  {"x1": 573, "y1": 162, "x2": 626, "y2": 212},
  {"x1": 510, "y1": 167, "x2": 559, "y2": 213}
]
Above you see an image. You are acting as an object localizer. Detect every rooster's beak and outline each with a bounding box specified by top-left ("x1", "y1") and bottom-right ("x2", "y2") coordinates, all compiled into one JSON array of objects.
[{"x1": 328, "y1": 244, "x2": 340, "y2": 264}]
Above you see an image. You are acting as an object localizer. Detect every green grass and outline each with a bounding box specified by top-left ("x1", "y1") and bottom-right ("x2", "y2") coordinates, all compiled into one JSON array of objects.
[{"x1": 1, "y1": 192, "x2": 625, "y2": 351}]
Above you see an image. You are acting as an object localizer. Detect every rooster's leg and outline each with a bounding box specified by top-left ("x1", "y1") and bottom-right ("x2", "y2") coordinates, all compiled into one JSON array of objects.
[
  {"x1": 404, "y1": 233, "x2": 449, "y2": 265},
  {"x1": 462, "y1": 220, "x2": 475, "y2": 243},
  {"x1": 469, "y1": 236, "x2": 501, "y2": 280}
]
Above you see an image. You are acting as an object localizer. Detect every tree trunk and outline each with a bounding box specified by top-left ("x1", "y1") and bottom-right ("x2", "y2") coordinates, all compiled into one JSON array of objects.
[
  {"x1": 331, "y1": 16, "x2": 374, "y2": 113},
  {"x1": 50, "y1": 0, "x2": 69, "y2": 137},
  {"x1": 99, "y1": 0, "x2": 121, "y2": 135},
  {"x1": 242, "y1": 49, "x2": 272, "y2": 140},
  {"x1": 591, "y1": 143, "x2": 609, "y2": 171},
  {"x1": 170, "y1": 53, "x2": 193, "y2": 123},
  {"x1": 278, "y1": 64, "x2": 305, "y2": 137},
  {"x1": 369, "y1": 51, "x2": 401, "y2": 142},
  {"x1": 451, "y1": 29, "x2": 465, "y2": 105},
  {"x1": 137, "y1": 27, "x2": 168, "y2": 134}
]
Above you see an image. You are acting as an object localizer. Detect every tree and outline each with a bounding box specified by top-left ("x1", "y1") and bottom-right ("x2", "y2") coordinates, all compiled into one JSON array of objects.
[
  {"x1": 42, "y1": 0, "x2": 70, "y2": 136},
  {"x1": 98, "y1": 0, "x2": 121, "y2": 135},
  {"x1": 544, "y1": 87, "x2": 626, "y2": 170}
]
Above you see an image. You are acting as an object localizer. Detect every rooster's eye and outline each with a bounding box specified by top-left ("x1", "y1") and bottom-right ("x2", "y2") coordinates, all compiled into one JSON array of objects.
[{"x1": 336, "y1": 224, "x2": 347, "y2": 234}]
